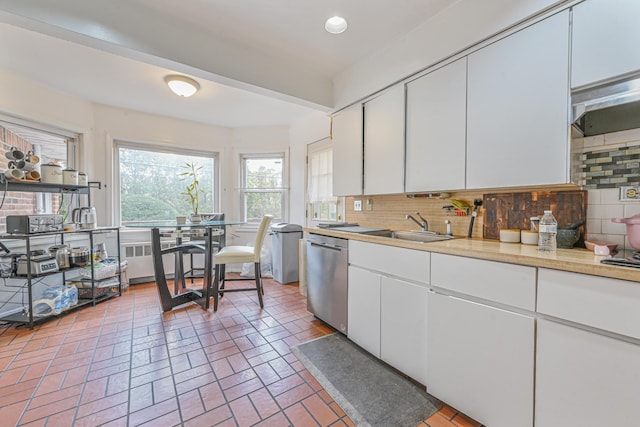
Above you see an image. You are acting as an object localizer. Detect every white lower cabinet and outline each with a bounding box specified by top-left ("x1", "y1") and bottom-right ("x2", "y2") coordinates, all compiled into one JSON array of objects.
[
  {"x1": 535, "y1": 269, "x2": 640, "y2": 426},
  {"x1": 536, "y1": 318, "x2": 640, "y2": 427},
  {"x1": 380, "y1": 276, "x2": 428, "y2": 385},
  {"x1": 428, "y1": 254, "x2": 536, "y2": 427},
  {"x1": 427, "y1": 293, "x2": 534, "y2": 427},
  {"x1": 347, "y1": 265, "x2": 381, "y2": 358},
  {"x1": 348, "y1": 241, "x2": 430, "y2": 383}
]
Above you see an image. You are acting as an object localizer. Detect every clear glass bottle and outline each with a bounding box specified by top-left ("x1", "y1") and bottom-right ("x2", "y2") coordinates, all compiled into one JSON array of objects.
[{"x1": 538, "y1": 210, "x2": 557, "y2": 252}]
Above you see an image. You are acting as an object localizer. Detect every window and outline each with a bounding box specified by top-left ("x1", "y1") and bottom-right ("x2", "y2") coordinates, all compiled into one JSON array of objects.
[
  {"x1": 307, "y1": 140, "x2": 338, "y2": 221},
  {"x1": 0, "y1": 118, "x2": 78, "y2": 232},
  {"x1": 240, "y1": 153, "x2": 286, "y2": 224},
  {"x1": 116, "y1": 142, "x2": 217, "y2": 223}
]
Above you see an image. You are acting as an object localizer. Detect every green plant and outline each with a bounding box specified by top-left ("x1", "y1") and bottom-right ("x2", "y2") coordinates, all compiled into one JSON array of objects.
[{"x1": 179, "y1": 161, "x2": 204, "y2": 215}]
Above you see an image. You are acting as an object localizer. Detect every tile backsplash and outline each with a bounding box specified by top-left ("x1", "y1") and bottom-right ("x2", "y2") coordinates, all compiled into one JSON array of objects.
[
  {"x1": 585, "y1": 188, "x2": 640, "y2": 249},
  {"x1": 574, "y1": 127, "x2": 640, "y2": 249}
]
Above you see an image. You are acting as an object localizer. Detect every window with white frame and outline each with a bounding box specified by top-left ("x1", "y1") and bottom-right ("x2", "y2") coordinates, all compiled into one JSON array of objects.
[
  {"x1": 240, "y1": 153, "x2": 286, "y2": 224},
  {"x1": 115, "y1": 141, "x2": 218, "y2": 223},
  {"x1": 307, "y1": 141, "x2": 337, "y2": 221},
  {"x1": 0, "y1": 117, "x2": 79, "y2": 232}
]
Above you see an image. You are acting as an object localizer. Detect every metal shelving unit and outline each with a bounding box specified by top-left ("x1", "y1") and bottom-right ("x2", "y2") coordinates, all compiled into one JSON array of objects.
[
  {"x1": 0, "y1": 179, "x2": 120, "y2": 329},
  {"x1": 0, "y1": 227, "x2": 122, "y2": 329}
]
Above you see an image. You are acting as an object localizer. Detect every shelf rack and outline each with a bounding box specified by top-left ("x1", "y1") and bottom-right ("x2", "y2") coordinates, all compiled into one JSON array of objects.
[{"x1": 0, "y1": 179, "x2": 120, "y2": 329}]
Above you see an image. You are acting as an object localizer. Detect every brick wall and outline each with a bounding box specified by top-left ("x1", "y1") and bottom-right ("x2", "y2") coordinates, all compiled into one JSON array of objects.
[{"x1": 1, "y1": 125, "x2": 47, "y2": 231}]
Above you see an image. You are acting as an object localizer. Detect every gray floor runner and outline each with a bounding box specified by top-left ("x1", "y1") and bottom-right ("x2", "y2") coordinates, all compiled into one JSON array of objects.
[{"x1": 292, "y1": 333, "x2": 441, "y2": 427}]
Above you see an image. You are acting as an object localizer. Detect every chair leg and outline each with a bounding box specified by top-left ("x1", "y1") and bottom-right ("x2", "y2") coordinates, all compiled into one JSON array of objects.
[
  {"x1": 212, "y1": 264, "x2": 220, "y2": 312},
  {"x1": 219, "y1": 264, "x2": 226, "y2": 298},
  {"x1": 254, "y1": 262, "x2": 264, "y2": 308}
]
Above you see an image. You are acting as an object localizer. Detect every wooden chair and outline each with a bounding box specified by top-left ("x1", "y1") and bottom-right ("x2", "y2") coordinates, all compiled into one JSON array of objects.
[{"x1": 211, "y1": 214, "x2": 273, "y2": 311}]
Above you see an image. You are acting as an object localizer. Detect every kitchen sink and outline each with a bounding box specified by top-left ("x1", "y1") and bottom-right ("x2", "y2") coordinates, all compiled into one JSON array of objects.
[{"x1": 388, "y1": 230, "x2": 457, "y2": 243}]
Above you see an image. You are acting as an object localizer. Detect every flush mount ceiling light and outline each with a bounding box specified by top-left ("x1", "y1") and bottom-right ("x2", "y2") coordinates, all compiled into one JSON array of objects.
[
  {"x1": 325, "y1": 16, "x2": 348, "y2": 34},
  {"x1": 164, "y1": 74, "x2": 200, "y2": 97}
]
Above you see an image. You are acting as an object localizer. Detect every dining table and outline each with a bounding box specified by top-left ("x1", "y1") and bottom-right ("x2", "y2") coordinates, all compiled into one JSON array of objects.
[{"x1": 125, "y1": 219, "x2": 245, "y2": 310}]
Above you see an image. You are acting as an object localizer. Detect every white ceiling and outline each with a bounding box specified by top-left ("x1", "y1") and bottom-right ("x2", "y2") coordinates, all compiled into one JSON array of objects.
[{"x1": 0, "y1": 0, "x2": 458, "y2": 128}]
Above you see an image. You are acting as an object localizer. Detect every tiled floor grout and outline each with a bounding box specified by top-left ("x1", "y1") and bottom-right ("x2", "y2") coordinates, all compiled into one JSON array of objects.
[{"x1": 0, "y1": 276, "x2": 481, "y2": 427}]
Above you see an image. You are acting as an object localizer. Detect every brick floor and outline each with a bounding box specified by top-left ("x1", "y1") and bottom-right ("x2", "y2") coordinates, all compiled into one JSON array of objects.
[{"x1": 0, "y1": 276, "x2": 481, "y2": 426}]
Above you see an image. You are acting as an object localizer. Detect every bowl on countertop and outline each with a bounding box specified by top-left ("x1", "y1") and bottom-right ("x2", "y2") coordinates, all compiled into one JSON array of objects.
[
  {"x1": 520, "y1": 230, "x2": 539, "y2": 245},
  {"x1": 557, "y1": 228, "x2": 581, "y2": 249},
  {"x1": 499, "y1": 229, "x2": 521, "y2": 243},
  {"x1": 584, "y1": 240, "x2": 618, "y2": 253}
]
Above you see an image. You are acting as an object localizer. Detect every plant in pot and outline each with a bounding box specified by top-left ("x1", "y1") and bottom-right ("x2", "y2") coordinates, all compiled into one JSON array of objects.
[{"x1": 179, "y1": 161, "x2": 204, "y2": 223}]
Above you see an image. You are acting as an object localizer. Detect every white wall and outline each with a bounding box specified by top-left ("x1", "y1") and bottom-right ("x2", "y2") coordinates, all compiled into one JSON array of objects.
[
  {"x1": 0, "y1": 69, "x2": 94, "y2": 141},
  {"x1": 333, "y1": 0, "x2": 570, "y2": 108},
  {"x1": 289, "y1": 111, "x2": 331, "y2": 226}
]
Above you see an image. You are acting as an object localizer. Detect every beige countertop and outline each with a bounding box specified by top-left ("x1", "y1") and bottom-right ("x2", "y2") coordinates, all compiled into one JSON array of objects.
[{"x1": 305, "y1": 228, "x2": 640, "y2": 283}]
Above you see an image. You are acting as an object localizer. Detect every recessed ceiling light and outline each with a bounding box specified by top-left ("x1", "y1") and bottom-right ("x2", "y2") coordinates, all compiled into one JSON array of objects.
[
  {"x1": 325, "y1": 16, "x2": 348, "y2": 34},
  {"x1": 164, "y1": 75, "x2": 200, "y2": 97}
]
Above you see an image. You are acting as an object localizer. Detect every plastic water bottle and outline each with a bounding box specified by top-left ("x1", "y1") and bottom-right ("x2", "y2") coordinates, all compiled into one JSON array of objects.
[{"x1": 538, "y1": 210, "x2": 557, "y2": 252}]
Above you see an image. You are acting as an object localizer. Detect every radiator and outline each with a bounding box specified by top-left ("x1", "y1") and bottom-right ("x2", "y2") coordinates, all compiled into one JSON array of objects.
[{"x1": 122, "y1": 241, "x2": 175, "y2": 282}]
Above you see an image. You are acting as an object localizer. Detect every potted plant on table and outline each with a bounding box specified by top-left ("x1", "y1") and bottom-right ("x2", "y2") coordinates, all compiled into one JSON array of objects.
[{"x1": 179, "y1": 161, "x2": 204, "y2": 223}]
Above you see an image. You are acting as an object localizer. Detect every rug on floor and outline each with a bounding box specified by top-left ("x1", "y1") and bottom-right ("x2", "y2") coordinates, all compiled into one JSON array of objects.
[{"x1": 291, "y1": 333, "x2": 441, "y2": 427}]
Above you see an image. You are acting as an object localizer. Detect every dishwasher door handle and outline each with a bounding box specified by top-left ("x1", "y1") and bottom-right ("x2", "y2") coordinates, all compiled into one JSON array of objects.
[{"x1": 308, "y1": 241, "x2": 344, "y2": 251}]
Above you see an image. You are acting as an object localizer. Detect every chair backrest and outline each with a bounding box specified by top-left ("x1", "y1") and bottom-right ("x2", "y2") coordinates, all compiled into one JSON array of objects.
[
  {"x1": 201, "y1": 213, "x2": 225, "y2": 222},
  {"x1": 253, "y1": 214, "x2": 273, "y2": 262}
]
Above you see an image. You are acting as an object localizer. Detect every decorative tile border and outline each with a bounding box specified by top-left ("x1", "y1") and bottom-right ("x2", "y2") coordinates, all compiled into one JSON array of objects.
[{"x1": 580, "y1": 145, "x2": 640, "y2": 189}]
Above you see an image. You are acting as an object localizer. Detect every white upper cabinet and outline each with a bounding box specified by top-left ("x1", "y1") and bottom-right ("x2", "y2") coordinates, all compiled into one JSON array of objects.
[
  {"x1": 363, "y1": 85, "x2": 405, "y2": 195},
  {"x1": 405, "y1": 58, "x2": 467, "y2": 192},
  {"x1": 332, "y1": 103, "x2": 363, "y2": 196},
  {"x1": 466, "y1": 11, "x2": 570, "y2": 189},
  {"x1": 572, "y1": 0, "x2": 640, "y2": 88}
]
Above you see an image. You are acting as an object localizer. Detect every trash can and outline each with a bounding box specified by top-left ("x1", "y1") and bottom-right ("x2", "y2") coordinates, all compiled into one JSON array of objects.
[{"x1": 270, "y1": 223, "x2": 303, "y2": 284}]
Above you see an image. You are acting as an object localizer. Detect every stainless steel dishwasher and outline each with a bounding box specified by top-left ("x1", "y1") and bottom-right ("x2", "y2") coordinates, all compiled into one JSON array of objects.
[{"x1": 305, "y1": 233, "x2": 348, "y2": 334}]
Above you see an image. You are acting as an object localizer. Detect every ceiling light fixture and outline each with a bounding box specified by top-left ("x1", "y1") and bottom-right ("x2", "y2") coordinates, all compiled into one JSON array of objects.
[
  {"x1": 325, "y1": 16, "x2": 348, "y2": 34},
  {"x1": 164, "y1": 75, "x2": 200, "y2": 97}
]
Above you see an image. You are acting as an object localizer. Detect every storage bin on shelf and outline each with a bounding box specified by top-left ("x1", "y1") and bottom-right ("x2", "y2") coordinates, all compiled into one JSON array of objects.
[{"x1": 79, "y1": 258, "x2": 117, "y2": 280}]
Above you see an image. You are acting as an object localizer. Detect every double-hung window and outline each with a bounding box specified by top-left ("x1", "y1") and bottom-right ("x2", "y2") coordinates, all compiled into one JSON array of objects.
[
  {"x1": 240, "y1": 153, "x2": 286, "y2": 224},
  {"x1": 115, "y1": 141, "x2": 218, "y2": 224}
]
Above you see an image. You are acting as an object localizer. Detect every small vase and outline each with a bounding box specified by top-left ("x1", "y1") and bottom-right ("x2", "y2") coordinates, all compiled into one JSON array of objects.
[{"x1": 190, "y1": 214, "x2": 202, "y2": 223}]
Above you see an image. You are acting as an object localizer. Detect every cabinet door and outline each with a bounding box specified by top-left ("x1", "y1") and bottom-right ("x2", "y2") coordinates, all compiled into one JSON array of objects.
[
  {"x1": 347, "y1": 266, "x2": 381, "y2": 357},
  {"x1": 380, "y1": 277, "x2": 428, "y2": 385},
  {"x1": 332, "y1": 103, "x2": 363, "y2": 196},
  {"x1": 466, "y1": 11, "x2": 570, "y2": 189},
  {"x1": 536, "y1": 319, "x2": 640, "y2": 427},
  {"x1": 363, "y1": 85, "x2": 405, "y2": 195},
  {"x1": 572, "y1": 0, "x2": 640, "y2": 88},
  {"x1": 406, "y1": 58, "x2": 467, "y2": 192},
  {"x1": 427, "y1": 293, "x2": 534, "y2": 427}
]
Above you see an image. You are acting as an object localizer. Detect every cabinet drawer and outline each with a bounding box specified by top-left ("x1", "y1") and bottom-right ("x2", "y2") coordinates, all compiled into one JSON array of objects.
[
  {"x1": 538, "y1": 269, "x2": 640, "y2": 340},
  {"x1": 431, "y1": 253, "x2": 536, "y2": 311},
  {"x1": 349, "y1": 240, "x2": 429, "y2": 284}
]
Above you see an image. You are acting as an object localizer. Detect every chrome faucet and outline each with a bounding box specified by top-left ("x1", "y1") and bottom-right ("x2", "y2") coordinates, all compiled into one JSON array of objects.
[{"x1": 406, "y1": 212, "x2": 429, "y2": 231}]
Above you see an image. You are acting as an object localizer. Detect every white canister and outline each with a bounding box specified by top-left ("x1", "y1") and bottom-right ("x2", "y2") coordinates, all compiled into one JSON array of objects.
[
  {"x1": 78, "y1": 172, "x2": 88, "y2": 186},
  {"x1": 40, "y1": 163, "x2": 63, "y2": 184},
  {"x1": 63, "y1": 169, "x2": 79, "y2": 185}
]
